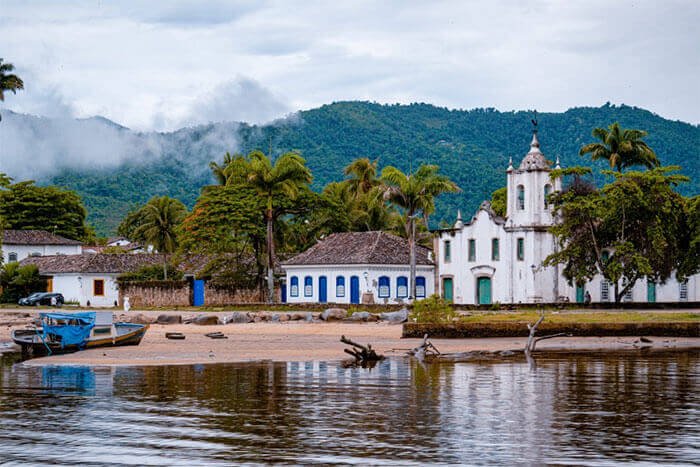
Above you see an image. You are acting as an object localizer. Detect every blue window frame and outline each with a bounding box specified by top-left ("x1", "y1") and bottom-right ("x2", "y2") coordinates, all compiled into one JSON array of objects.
[
  {"x1": 397, "y1": 276, "x2": 408, "y2": 298},
  {"x1": 290, "y1": 276, "x2": 299, "y2": 297},
  {"x1": 416, "y1": 276, "x2": 426, "y2": 298},
  {"x1": 378, "y1": 276, "x2": 390, "y2": 298},
  {"x1": 336, "y1": 276, "x2": 345, "y2": 297},
  {"x1": 304, "y1": 276, "x2": 313, "y2": 297}
]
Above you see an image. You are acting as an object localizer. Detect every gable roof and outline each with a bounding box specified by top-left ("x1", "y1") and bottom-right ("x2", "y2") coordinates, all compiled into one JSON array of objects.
[
  {"x1": 20, "y1": 253, "x2": 163, "y2": 274},
  {"x1": 2, "y1": 229, "x2": 82, "y2": 246},
  {"x1": 282, "y1": 231, "x2": 433, "y2": 266}
]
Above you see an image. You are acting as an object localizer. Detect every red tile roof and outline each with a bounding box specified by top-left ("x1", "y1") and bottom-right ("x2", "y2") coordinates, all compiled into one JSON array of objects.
[
  {"x1": 2, "y1": 229, "x2": 82, "y2": 246},
  {"x1": 282, "y1": 231, "x2": 434, "y2": 266}
]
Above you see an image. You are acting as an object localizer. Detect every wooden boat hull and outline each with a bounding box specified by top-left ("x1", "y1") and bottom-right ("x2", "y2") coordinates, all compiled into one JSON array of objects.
[{"x1": 12, "y1": 323, "x2": 149, "y2": 357}]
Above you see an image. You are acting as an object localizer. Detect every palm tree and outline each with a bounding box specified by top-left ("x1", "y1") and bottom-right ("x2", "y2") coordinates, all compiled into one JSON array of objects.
[
  {"x1": 579, "y1": 122, "x2": 659, "y2": 172},
  {"x1": 0, "y1": 59, "x2": 24, "y2": 122},
  {"x1": 344, "y1": 158, "x2": 379, "y2": 198},
  {"x1": 246, "y1": 150, "x2": 312, "y2": 302},
  {"x1": 133, "y1": 196, "x2": 188, "y2": 279},
  {"x1": 381, "y1": 164, "x2": 459, "y2": 300}
]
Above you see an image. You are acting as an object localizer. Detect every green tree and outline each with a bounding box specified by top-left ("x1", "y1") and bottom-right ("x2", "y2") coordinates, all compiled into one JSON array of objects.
[
  {"x1": 489, "y1": 186, "x2": 507, "y2": 217},
  {"x1": 0, "y1": 263, "x2": 46, "y2": 303},
  {"x1": 544, "y1": 166, "x2": 689, "y2": 303},
  {"x1": 381, "y1": 164, "x2": 459, "y2": 300},
  {"x1": 679, "y1": 195, "x2": 700, "y2": 280},
  {"x1": 0, "y1": 59, "x2": 24, "y2": 122},
  {"x1": 131, "y1": 196, "x2": 188, "y2": 279},
  {"x1": 0, "y1": 180, "x2": 94, "y2": 241},
  {"x1": 579, "y1": 122, "x2": 660, "y2": 172}
]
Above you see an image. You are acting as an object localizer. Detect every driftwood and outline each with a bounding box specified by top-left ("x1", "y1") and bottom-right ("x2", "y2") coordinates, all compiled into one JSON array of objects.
[
  {"x1": 407, "y1": 334, "x2": 440, "y2": 360},
  {"x1": 340, "y1": 335, "x2": 384, "y2": 364},
  {"x1": 524, "y1": 310, "x2": 572, "y2": 368}
]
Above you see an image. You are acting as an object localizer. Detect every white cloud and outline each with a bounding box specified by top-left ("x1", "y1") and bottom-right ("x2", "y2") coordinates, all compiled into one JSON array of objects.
[{"x1": 0, "y1": 0, "x2": 698, "y2": 129}]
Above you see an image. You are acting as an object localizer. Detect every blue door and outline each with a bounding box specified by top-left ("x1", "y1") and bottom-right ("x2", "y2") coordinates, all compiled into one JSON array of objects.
[
  {"x1": 319, "y1": 276, "x2": 328, "y2": 303},
  {"x1": 281, "y1": 283, "x2": 287, "y2": 303},
  {"x1": 193, "y1": 279, "x2": 205, "y2": 306},
  {"x1": 350, "y1": 276, "x2": 360, "y2": 304}
]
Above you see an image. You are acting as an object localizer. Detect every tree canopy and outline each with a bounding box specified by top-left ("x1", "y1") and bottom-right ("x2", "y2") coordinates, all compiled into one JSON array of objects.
[{"x1": 579, "y1": 122, "x2": 660, "y2": 172}]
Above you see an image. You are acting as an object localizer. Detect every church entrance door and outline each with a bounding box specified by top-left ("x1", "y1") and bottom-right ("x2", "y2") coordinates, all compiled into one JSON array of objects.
[{"x1": 477, "y1": 277, "x2": 492, "y2": 305}]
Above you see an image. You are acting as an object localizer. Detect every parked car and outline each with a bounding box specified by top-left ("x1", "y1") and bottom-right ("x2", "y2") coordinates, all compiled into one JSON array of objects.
[{"x1": 18, "y1": 292, "x2": 64, "y2": 307}]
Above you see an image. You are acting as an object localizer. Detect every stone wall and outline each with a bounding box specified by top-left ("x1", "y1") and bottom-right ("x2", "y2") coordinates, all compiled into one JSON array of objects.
[{"x1": 119, "y1": 281, "x2": 266, "y2": 307}]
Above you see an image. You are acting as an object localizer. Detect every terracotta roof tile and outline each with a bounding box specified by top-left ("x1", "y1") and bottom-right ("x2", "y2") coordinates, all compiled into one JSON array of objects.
[
  {"x1": 282, "y1": 231, "x2": 433, "y2": 266},
  {"x1": 2, "y1": 229, "x2": 82, "y2": 246},
  {"x1": 20, "y1": 254, "x2": 163, "y2": 274}
]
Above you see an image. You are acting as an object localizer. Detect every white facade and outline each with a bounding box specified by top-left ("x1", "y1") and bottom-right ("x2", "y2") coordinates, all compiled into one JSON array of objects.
[
  {"x1": 284, "y1": 265, "x2": 435, "y2": 305},
  {"x1": 50, "y1": 273, "x2": 120, "y2": 307},
  {"x1": 436, "y1": 132, "x2": 699, "y2": 305},
  {"x1": 2, "y1": 243, "x2": 82, "y2": 264}
]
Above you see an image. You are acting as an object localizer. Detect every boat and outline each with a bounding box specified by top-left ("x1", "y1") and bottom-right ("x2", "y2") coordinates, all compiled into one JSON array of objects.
[{"x1": 12, "y1": 311, "x2": 148, "y2": 357}]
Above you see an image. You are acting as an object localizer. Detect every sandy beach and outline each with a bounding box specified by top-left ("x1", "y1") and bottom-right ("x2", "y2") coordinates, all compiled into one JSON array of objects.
[{"x1": 0, "y1": 309, "x2": 698, "y2": 366}]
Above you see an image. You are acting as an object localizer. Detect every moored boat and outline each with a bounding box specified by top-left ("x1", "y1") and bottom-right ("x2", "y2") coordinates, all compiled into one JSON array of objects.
[{"x1": 12, "y1": 311, "x2": 148, "y2": 357}]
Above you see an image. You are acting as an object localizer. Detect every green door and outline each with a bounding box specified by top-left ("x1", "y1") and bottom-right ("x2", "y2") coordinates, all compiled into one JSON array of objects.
[
  {"x1": 576, "y1": 285, "x2": 585, "y2": 303},
  {"x1": 647, "y1": 281, "x2": 656, "y2": 303},
  {"x1": 477, "y1": 277, "x2": 492, "y2": 305},
  {"x1": 442, "y1": 278, "x2": 453, "y2": 302}
]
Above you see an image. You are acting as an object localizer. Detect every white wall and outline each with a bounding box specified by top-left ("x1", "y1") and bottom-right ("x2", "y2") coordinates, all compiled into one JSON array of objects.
[
  {"x1": 51, "y1": 273, "x2": 120, "y2": 307},
  {"x1": 283, "y1": 264, "x2": 435, "y2": 304},
  {"x1": 2, "y1": 244, "x2": 82, "y2": 264}
]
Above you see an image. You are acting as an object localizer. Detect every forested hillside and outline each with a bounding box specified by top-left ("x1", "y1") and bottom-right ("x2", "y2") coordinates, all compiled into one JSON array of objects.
[{"x1": 7, "y1": 102, "x2": 698, "y2": 235}]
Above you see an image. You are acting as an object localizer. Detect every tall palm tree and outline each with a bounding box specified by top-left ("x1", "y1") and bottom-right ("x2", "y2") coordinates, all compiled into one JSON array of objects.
[
  {"x1": 133, "y1": 196, "x2": 188, "y2": 279},
  {"x1": 381, "y1": 164, "x2": 459, "y2": 300},
  {"x1": 246, "y1": 150, "x2": 312, "y2": 302},
  {"x1": 0, "y1": 59, "x2": 24, "y2": 122},
  {"x1": 579, "y1": 122, "x2": 659, "y2": 172},
  {"x1": 344, "y1": 158, "x2": 379, "y2": 198}
]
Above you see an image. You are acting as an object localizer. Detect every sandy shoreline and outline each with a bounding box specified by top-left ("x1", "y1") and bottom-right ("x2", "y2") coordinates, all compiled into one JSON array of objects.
[{"x1": 1, "y1": 309, "x2": 699, "y2": 367}]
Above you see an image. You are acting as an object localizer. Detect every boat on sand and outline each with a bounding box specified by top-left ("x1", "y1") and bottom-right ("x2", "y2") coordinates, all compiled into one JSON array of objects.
[{"x1": 12, "y1": 311, "x2": 148, "y2": 357}]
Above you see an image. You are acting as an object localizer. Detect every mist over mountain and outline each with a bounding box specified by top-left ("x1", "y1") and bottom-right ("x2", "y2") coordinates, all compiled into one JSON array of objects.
[{"x1": 1, "y1": 102, "x2": 698, "y2": 236}]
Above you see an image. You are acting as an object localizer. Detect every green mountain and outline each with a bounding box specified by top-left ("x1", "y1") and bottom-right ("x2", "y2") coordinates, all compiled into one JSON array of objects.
[{"x1": 5, "y1": 102, "x2": 699, "y2": 236}]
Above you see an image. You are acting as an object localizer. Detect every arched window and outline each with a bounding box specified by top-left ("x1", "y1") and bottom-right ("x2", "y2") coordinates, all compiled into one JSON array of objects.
[
  {"x1": 336, "y1": 276, "x2": 345, "y2": 297},
  {"x1": 378, "y1": 276, "x2": 390, "y2": 298},
  {"x1": 290, "y1": 276, "x2": 299, "y2": 297},
  {"x1": 396, "y1": 276, "x2": 408, "y2": 298},
  {"x1": 517, "y1": 185, "x2": 525, "y2": 210},
  {"x1": 8, "y1": 252, "x2": 18, "y2": 262},
  {"x1": 416, "y1": 276, "x2": 426, "y2": 298},
  {"x1": 544, "y1": 184, "x2": 552, "y2": 209},
  {"x1": 304, "y1": 276, "x2": 313, "y2": 297}
]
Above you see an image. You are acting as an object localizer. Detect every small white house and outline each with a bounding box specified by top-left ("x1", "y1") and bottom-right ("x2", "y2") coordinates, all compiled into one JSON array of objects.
[
  {"x1": 2, "y1": 229, "x2": 82, "y2": 264},
  {"x1": 282, "y1": 231, "x2": 435, "y2": 305},
  {"x1": 21, "y1": 254, "x2": 163, "y2": 307}
]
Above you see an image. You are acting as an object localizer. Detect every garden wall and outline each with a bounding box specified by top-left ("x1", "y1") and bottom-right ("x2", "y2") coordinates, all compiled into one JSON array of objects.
[{"x1": 118, "y1": 281, "x2": 265, "y2": 307}]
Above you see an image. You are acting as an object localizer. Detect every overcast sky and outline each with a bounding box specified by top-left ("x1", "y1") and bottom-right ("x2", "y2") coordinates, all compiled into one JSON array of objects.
[{"x1": 2, "y1": 0, "x2": 699, "y2": 131}]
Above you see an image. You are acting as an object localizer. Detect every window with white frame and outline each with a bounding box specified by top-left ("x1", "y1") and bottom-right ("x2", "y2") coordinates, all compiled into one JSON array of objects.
[
  {"x1": 517, "y1": 185, "x2": 525, "y2": 210},
  {"x1": 601, "y1": 280, "x2": 610, "y2": 302},
  {"x1": 336, "y1": 276, "x2": 345, "y2": 297},
  {"x1": 416, "y1": 276, "x2": 426, "y2": 298},
  {"x1": 378, "y1": 276, "x2": 390, "y2": 298},
  {"x1": 290, "y1": 276, "x2": 299, "y2": 297},
  {"x1": 444, "y1": 240, "x2": 451, "y2": 263},
  {"x1": 8, "y1": 252, "x2": 17, "y2": 262},
  {"x1": 396, "y1": 276, "x2": 408, "y2": 298},
  {"x1": 304, "y1": 276, "x2": 313, "y2": 297},
  {"x1": 680, "y1": 281, "x2": 688, "y2": 301}
]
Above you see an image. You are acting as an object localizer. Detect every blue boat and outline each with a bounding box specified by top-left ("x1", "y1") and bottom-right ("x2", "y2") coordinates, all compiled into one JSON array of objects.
[{"x1": 12, "y1": 311, "x2": 148, "y2": 357}]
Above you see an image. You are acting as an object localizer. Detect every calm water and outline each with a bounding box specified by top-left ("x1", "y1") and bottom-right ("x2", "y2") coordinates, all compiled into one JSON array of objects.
[{"x1": 0, "y1": 351, "x2": 698, "y2": 466}]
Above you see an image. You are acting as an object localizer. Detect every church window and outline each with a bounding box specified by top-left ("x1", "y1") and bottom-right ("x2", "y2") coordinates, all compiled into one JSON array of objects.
[
  {"x1": 517, "y1": 238, "x2": 524, "y2": 261},
  {"x1": 491, "y1": 239, "x2": 499, "y2": 261},
  {"x1": 544, "y1": 184, "x2": 552, "y2": 209},
  {"x1": 517, "y1": 185, "x2": 525, "y2": 210},
  {"x1": 680, "y1": 280, "x2": 688, "y2": 301},
  {"x1": 444, "y1": 240, "x2": 451, "y2": 263},
  {"x1": 468, "y1": 239, "x2": 476, "y2": 262}
]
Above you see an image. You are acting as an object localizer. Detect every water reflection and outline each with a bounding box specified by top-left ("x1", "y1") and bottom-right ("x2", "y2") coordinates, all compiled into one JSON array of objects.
[{"x1": 0, "y1": 351, "x2": 697, "y2": 465}]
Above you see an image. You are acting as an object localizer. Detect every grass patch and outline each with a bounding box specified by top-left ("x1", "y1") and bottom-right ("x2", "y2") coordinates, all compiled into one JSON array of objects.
[{"x1": 458, "y1": 311, "x2": 700, "y2": 324}]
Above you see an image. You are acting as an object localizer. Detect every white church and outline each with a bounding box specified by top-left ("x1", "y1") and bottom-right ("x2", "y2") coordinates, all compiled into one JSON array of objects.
[{"x1": 435, "y1": 130, "x2": 698, "y2": 305}]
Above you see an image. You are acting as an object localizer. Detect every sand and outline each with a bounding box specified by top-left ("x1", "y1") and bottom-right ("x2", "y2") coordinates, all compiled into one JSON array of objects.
[{"x1": 1, "y1": 309, "x2": 699, "y2": 367}]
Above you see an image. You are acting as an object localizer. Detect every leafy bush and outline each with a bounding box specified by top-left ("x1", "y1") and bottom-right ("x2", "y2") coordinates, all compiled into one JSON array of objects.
[
  {"x1": 412, "y1": 295, "x2": 456, "y2": 323},
  {"x1": 0, "y1": 263, "x2": 47, "y2": 303}
]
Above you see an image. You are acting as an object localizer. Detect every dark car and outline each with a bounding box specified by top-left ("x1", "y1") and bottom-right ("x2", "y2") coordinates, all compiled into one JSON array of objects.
[{"x1": 18, "y1": 292, "x2": 64, "y2": 307}]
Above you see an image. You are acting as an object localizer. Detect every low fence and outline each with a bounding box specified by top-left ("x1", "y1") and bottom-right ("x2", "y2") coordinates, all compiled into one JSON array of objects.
[{"x1": 118, "y1": 281, "x2": 264, "y2": 307}]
